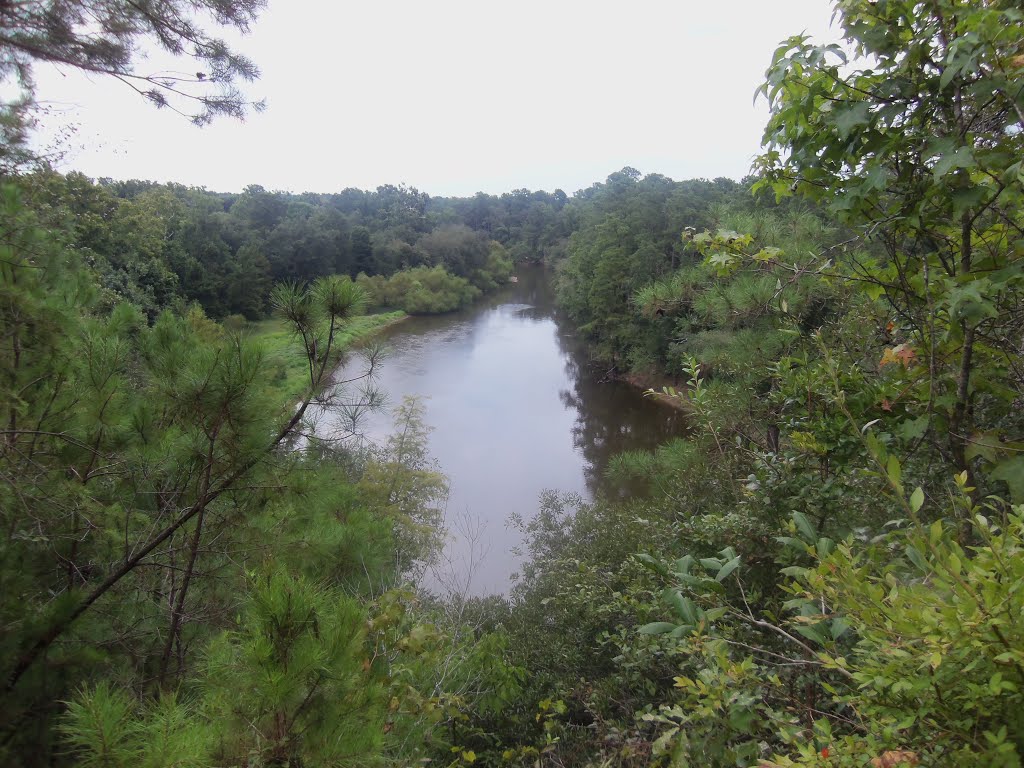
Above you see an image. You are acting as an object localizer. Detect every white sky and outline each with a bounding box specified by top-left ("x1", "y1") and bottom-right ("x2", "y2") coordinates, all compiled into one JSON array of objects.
[{"x1": 30, "y1": 0, "x2": 838, "y2": 197}]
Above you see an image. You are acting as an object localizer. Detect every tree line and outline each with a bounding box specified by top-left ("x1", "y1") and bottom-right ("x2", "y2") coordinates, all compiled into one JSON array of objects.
[{"x1": 12, "y1": 169, "x2": 765, "y2": 325}]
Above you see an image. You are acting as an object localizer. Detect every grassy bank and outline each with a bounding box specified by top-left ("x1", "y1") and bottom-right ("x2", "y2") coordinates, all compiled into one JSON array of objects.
[{"x1": 246, "y1": 311, "x2": 405, "y2": 404}]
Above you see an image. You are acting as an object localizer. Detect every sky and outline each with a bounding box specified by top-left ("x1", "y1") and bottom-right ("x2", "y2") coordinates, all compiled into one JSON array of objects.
[{"x1": 30, "y1": 0, "x2": 839, "y2": 197}]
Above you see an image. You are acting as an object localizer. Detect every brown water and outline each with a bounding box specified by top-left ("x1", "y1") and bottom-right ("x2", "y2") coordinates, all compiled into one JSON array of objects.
[{"x1": 324, "y1": 266, "x2": 684, "y2": 594}]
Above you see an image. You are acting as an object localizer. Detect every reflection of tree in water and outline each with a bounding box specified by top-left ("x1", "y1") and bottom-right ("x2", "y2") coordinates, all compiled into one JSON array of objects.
[
  {"x1": 510, "y1": 262, "x2": 558, "y2": 317},
  {"x1": 378, "y1": 262, "x2": 557, "y2": 353},
  {"x1": 557, "y1": 327, "x2": 687, "y2": 496},
  {"x1": 514, "y1": 261, "x2": 686, "y2": 497}
]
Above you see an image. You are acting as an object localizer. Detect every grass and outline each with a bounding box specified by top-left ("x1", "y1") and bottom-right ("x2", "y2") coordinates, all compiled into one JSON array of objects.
[{"x1": 245, "y1": 311, "x2": 405, "y2": 404}]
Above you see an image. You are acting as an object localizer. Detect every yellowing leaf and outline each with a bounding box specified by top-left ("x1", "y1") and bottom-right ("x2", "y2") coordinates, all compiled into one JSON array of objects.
[{"x1": 880, "y1": 343, "x2": 916, "y2": 368}]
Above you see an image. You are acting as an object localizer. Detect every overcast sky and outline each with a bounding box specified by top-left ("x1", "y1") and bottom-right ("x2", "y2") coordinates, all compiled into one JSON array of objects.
[{"x1": 31, "y1": 0, "x2": 838, "y2": 197}]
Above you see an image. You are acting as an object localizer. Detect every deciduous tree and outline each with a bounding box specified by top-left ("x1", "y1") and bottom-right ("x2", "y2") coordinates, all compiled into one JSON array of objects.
[{"x1": 755, "y1": 0, "x2": 1024, "y2": 494}]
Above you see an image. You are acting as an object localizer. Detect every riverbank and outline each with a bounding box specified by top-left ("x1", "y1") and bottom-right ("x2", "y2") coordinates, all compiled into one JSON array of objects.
[
  {"x1": 247, "y1": 311, "x2": 406, "y2": 404},
  {"x1": 607, "y1": 369, "x2": 691, "y2": 412}
]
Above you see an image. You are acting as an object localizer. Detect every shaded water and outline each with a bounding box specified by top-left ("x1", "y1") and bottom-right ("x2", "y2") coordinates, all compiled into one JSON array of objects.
[{"x1": 323, "y1": 267, "x2": 684, "y2": 594}]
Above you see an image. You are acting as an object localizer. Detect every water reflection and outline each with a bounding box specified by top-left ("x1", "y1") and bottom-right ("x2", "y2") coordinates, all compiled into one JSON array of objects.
[{"x1": 319, "y1": 266, "x2": 683, "y2": 594}]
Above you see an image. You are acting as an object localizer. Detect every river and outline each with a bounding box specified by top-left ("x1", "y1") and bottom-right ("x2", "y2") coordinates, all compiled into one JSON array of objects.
[{"x1": 323, "y1": 266, "x2": 684, "y2": 595}]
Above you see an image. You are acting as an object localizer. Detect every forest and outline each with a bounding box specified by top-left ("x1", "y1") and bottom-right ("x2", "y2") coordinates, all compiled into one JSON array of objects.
[{"x1": 2, "y1": 1, "x2": 1023, "y2": 767}]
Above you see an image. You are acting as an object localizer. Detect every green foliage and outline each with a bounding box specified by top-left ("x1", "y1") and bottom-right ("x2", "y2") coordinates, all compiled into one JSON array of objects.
[
  {"x1": 248, "y1": 311, "x2": 402, "y2": 404},
  {"x1": 557, "y1": 173, "x2": 838, "y2": 376},
  {"x1": 203, "y1": 569, "x2": 385, "y2": 766},
  {"x1": 358, "y1": 265, "x2": 482, "y2": 314},
  {"x1": 61, "y1": 571, "x2": 388, "y2": 768},
  {"x1": 358, "y1": 396, "x2": 449, "y2": 576},
  {"x1": 794, "y1": 501, "x2": 1024, "y2": 766},
  {"x1": 637, "y1": 488, "x2": 1024, "y2": 767},
  {"x1": 585, "y1": 5, "x2": 1024, "y2": 766},
  {"x1": 0, "y1": 186, "x2": 427, "y2": 764},
  {"x1": 271, "y1": 274, "x2": 373, "y2": 396},
  {"x1": 10, "y1": 174, "x2": 515, "y2": 324},
  {"x1": 417, "y1": 225, "x2": 491, "y2": 284},
  {"x1": 755, "y1": 0, "x2": 1024, "y2": 486},
  {"x1": 59, "y1": 684, "x2": 140, "y2": 768},
  {"x1": 61, "y1": 686, "x2": 209, "y2": 768},
  {"x1": 450, "y1": 8, "x2": 1024, "y2": 768}
]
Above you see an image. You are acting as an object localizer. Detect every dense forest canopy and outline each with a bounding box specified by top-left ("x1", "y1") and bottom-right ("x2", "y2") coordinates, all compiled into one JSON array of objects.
[
  {"x1": 2, "y1": 1, "x2": 1024, "y2": 767},
  {"x1": 11, "y1": 169, "x2": 756, "y2": 325}
]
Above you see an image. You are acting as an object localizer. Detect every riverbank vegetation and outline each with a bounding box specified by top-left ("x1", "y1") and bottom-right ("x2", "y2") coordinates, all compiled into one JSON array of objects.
[
  {"x1": 3, "y1": 1, "x2": 1024, "y2": 767},
  {"x1": 470, "y1": 3, "x2": 1024, "y2": 767},
  {"x1": 248, "y1": 312, "x2": 405, "y2": 403}
]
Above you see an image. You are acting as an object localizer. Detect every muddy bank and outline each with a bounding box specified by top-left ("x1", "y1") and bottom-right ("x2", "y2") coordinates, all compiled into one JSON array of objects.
[{"x1": 600, "y1": 368, "x2": 691, "y2": 412}]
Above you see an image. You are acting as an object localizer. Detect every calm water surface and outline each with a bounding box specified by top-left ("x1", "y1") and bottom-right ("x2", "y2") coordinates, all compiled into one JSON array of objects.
[{"x1": 324, "y1": 267, "x2": 684, "y2": 594}]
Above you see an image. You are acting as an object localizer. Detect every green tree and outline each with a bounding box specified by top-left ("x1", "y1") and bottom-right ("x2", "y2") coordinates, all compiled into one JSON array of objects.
[
  {"x1": 417, "y1": 224, "x2": 491, "y2": 283},
  {"x1": 60, "y1": 571, "x2": 389, "y2": 768},
  {"x1": 557, "y1": 171, "x2": 748, "y2": 370},
  {"x1": 0, "y1": 195, "x2": 383, "y2": 756},
  {"x1": 358, "y1": 397, "x2": 449, "y2": 577},
  {"x1": 225, "y1": 242, "x2": 272, "y2": 318},
  {"x1": 202, "y1": 570, "x2": 386, "y2": 766},
  {"x1": 351, "y1": 225, "x2": 375, "y2": 275},
  {"x1": 0, "y1": 0, "x2": 265, "y2": 133},
  {"x1": 623, "y1": 3, "x2": 1024, "y2": 765},
  {"x1": 755, "y1": 0, "x2": 1024, "y2": 492}
]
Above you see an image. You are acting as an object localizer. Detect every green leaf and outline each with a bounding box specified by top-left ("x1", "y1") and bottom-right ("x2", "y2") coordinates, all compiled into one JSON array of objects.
[
  {"x1": 716, "y1": 556, "x2": 741, "y2": 582},
  {"x1": 864, "y1": 281, "x2": 886, "y2": 301},
  {"x1": 933, "y1": 146, "x2": 976, "y2": 180},
  {"x1": 940, "y1": 62, "x2": 960, "y2": 90},
  {"x1": 835, "y1": 102, "x2": 870, "y2": 138},
  {"x1": 864, "y1": 164, "x2": 888, "y2": 191},
  {"x1": 795, "y1": 623, "x2": 828, "y2": 644},
  {"x1": 886, "y1": 455, "x2": 902, "y2": 489},
  {"x1": 729, "y1": 706, "x2": 756, "y2": 732},
  {"x1": 909, "y1": 487, "x2": 924, "y2": 513},
  {"x1": 638, "y1": 622, "x2": 677, "y2": 635},
  {"x1": 896, "y1": 714, "x2": 917, "y2": 730},
  {"x1": 635, "y1": 553, "x2": 668, "y2": 577},
  {"x1": 669, "y1": 624, "x2": 695, "y2": 638},
  {"x1": 816, "y1": 537, "x2": 836, "y2": 558},
  {"x1": 673, "y1": 555, "x2": 694, "y2": 575},
  {"x1": 948, "y1": 280, "x2": 998, "y2": 325},
  {"x1": 677, "y1": 596, "x2": 699, "y2": 626},
  {"x1": 951, "y1": 183, "x2": 989, "y2": 213},
  {"x1": 897, "y1": 416, "x2": 929, "y2": 441},
  {"x1": 830, "y1": 616, "x2": 851, "y2": 640},
  {"x1": 991, "y1": 456, "x2": 1024, "y2": 502},
  {"x1": 781, "y1": 565, "x2": 809, "y2": 578},
  {"x1": 699, "y1": 557, "x2": 722, "y2": 572},
  {"x1": 906, "y1": 545, "x2": 928, "y2": 572},
  {"x1": 964, "y1": 432, "x2": 1001, "y2": 463},
  {"x1": 792, "y1": 511, "x2": 816, "y2": 542},
  {"x1": 665, "y1": 589, "x2": 687, "y2": 617}
]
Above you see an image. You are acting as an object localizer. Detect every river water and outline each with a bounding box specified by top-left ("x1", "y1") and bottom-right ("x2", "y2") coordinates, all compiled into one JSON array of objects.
[{"x1": 324, "y1": 267, "x2": 684, "y2": 595}]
